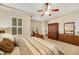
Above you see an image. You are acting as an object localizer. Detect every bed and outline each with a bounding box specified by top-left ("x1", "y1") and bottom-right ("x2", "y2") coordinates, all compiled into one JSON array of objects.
[{"x1": 0, "y1": 34, "x2": 64, "y2": 55}]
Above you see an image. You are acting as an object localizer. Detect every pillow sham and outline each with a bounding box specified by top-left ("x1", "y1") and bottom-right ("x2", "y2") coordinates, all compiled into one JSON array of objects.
[{"x1": 1, "y1": 34, "x2": 14, "y2": 42}]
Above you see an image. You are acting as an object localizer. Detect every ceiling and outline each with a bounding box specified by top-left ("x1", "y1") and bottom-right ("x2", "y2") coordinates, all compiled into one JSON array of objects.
[{"x1": 2, "y1": 3, "x2": 79, "y2": 21}]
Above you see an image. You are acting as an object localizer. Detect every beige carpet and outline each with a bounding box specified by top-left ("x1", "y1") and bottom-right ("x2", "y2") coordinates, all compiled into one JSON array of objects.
[{"x1": 45, "y1": 38, "x2": 79, "y2": 55}]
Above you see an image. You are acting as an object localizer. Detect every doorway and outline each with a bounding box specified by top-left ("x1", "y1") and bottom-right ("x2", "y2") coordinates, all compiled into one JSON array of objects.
[{"x1": 48, "y1": 23, "x2": 59, "y2": 40}]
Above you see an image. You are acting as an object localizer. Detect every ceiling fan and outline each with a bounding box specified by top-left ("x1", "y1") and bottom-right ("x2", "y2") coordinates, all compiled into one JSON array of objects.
[{"x1": 37, "y1": 3, "x2": 59, "y2": 16}]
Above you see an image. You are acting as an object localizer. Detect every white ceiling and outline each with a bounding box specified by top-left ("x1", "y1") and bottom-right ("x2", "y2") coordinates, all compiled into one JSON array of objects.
[{"x1": 2, "y1": 3, "x2": 79, "y2": 21}]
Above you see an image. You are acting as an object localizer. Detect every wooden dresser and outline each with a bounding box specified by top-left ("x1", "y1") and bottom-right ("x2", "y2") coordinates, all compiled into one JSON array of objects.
[{"x1": 59, "y1": 34, "x2": 79, "y2": 46}]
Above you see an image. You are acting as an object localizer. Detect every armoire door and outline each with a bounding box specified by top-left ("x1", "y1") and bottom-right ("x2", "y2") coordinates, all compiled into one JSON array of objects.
[{"x1": 48, "y1": 23, "x2": 59, "y2": 40}]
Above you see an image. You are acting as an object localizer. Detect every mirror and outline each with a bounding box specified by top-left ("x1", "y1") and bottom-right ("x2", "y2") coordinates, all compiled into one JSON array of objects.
[{"x1": 64, "y1": 22, "x2": 75, "y2": 35}]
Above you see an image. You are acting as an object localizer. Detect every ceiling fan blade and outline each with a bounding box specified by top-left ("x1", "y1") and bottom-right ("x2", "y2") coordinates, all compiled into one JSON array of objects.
[
  {"x1": 37, "y1": 10, "x2": 44, "y2": 12},
  {"x1": 41, "y1": 12, "x2": 45, "y2": 16},
  {"x1": 52, "y1": 9, "x2": 59, "y2": 11}
]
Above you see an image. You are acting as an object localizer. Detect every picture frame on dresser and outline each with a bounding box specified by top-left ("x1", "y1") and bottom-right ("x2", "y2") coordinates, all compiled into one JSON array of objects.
[{"x1": 64, "y1": 22, "x2": 75, "y2": 35}]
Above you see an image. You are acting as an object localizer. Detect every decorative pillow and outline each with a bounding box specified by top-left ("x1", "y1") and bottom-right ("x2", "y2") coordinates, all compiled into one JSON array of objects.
[
  {"x1": 0, "y1": 38, "x2": 14, "y2": 53},
  {"x1": 14, "y1": 40, "x2": 18, "y2": 47}
]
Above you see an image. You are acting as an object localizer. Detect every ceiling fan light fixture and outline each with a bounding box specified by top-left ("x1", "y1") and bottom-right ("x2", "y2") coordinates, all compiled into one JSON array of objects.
[
  {"x1": 48, "y1": 5, "x2": 51, "y2": 10},
  {"x1": 45, "y1": 11, "x2": 49, "y2": 15},
  {"x1": 38, "y1": 3, "x2": 59, "y2": 16},
  {"x1": 49, "y1": 14, "x2": 51, "y2": 16}
]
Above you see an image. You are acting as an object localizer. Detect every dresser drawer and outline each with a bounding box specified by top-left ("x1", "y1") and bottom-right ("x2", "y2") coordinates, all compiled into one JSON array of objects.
[{"x1": 73, "y1": 36, "x2": 79, "y2": 46}]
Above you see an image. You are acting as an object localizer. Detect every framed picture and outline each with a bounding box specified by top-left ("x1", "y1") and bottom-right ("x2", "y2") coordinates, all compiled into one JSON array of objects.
[{"x1": 64, "y1": 22, "x2": 75, "y2": 35}]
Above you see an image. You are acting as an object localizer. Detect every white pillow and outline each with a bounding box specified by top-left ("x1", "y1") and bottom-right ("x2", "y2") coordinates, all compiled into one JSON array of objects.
[
  {"x1": 1, "y1": 34, "x2": 14, "y2": 42},
  {"x1": 0, "y1": 50, "x2": 5, "y2": 55}
]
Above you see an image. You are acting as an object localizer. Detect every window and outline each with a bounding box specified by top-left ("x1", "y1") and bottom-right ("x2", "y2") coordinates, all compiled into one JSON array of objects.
[
  {"x1": 12, "y1": 18, "x2": 17, "y2": 26},
  {"x1": 12, "y1": 18, "x2": 22, "y2": 35},
  {"x1": 18, "y1": 19, "x2": 22, "y2": 26},
  {"x1": 18, "y1": 27, "x2": 22, "y2": 34},
  {"x1": 12, "y1": 27, "x2": 17, "y2": 35}
]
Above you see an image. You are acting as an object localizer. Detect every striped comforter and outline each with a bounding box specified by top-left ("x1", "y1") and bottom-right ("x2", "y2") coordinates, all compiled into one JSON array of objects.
[{"x1": 6, "y1": 37, "x2": 64, "y2": 55}]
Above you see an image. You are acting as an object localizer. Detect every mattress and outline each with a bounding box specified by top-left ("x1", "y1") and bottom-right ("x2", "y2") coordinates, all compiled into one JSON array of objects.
[{"x1": 5, "y1": 37, "x2": 64, "y2": 55}]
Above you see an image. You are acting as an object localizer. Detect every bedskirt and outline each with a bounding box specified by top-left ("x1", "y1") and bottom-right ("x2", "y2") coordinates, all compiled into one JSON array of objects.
[{"x1": 6, "y1": 37, "x2": 64, "y2": 55}]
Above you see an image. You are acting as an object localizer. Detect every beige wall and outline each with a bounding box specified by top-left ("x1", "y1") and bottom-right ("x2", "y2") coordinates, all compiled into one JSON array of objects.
[
  {"x1": 0, "y1": 7, "x2": 31, "y2": 38},
  {"x1": 41, "y1": 21, "x2": 48, "y2": 36},
  {"x1": 31, "y1": 20, "x2": 42, "y2": 34},
  {"x1": 31, "y1": 20, "x2": 48, "y2": 37},
  {"x1": 48, "y1": 11, "x2": 79, "y2": 35}
]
